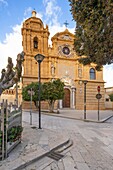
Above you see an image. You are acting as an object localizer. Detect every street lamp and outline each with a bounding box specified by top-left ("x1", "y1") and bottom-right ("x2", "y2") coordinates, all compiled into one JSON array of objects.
[
  {"x1": 83, "y1": 80, "x2": 88, "y2": 120},
  {"x1": 34, "y1": 54, "x2": 45, "y2": 129},
  {"x1": 15, "y1": 82, "x2": 18, "y2": 108},
  {"x1": 28, "y1": 88, "x2": 35, "y2": 125}
]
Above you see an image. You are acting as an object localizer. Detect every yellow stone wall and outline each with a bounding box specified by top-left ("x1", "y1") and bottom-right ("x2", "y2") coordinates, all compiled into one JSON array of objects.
[
  {"x1": 0, "y1": 83, "x2": 22, "y2": 106},
  {"x1": 21, "y1": 11, "x2": 105, "y2": 110}
]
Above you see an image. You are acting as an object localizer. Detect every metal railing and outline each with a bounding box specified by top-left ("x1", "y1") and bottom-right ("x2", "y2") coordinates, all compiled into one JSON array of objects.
[{"x1": 0, "y1": 100, "x2": 22, "y2": 160}]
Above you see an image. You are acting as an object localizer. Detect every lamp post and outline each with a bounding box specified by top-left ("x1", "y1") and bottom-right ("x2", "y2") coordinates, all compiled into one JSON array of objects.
[
  {"x1": 15, "y1": 82, "x2": 18, "y2": 108},
  {"x1": 28, "y1": 88, "x2": 35, "y2": 125},
  {"x1": 34, "y1": 54, "x2": 45, "y2": 129},
  {"x1": 83, "y1": 80, "x2": 88, "y2": 120}
]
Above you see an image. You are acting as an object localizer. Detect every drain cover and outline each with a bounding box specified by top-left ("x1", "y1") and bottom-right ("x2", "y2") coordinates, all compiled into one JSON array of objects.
[{"x1": 47, "y1": 151, "x2": 64, "y2": 161}]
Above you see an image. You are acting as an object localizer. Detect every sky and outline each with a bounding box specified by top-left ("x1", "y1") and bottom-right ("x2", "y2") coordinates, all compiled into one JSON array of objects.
[{"x1": 0, "y1": 0, "x2": 113, "y2": 88}]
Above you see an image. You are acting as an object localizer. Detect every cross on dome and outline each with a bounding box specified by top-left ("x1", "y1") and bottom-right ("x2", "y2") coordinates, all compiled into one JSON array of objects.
[{"x1": 64, "y1": 20, "x2": 69, "y2": 28}]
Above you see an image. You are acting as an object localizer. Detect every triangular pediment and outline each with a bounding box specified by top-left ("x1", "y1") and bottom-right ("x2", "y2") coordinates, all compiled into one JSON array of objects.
[{"x1": 51, "y1": 29, "x2": 74, "y2": 42}]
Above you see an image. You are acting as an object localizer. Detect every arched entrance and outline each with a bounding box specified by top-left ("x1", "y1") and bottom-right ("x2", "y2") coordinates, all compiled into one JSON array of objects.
[{"x1": 63, "y1": 88, "x2": 70, "y2": 108}]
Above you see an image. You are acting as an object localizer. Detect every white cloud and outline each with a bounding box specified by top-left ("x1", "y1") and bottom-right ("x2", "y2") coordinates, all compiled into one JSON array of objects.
[
  {"x1": 36, "y1": 13, "x2": 43, "y2": 20},
  {"x1": 43, "y1": 0, "x2": 61, "y2": 26},
  {"x1": 42, "y1": 0, "x2": 75, "y2": 46},
  {"x1": 24, "y1": 7, "x2": 32, "y2": 16},
  {"x1": 0, "y1": 0, "x2": 8, "y2": 6},
  {"x1": 42, "y1": 0, "x2": 66, "y2": 45},
  {"x1": 45, "y1": 1, "x2": 53, "y2": 15},
  {"x1": 48, "y1": 25, "x2": 75, "y2": 45},
  {"x1": 0, "y1": 7, "x2": 43, "y2": 77},
  {"x1": 0, "y1": 24, "x2": 22, "y2": 74},
  {"x1": 103, "y1": 64, "x2": 113, "y2": 88},
  {"x1": 24, "y1": 7, "x2": 43, "y2": 20},
  {"x1": 0, "y1": 3, "x2": 112, "y2": 88},
  {"x1": 0, "y1": 7, "x2": 43, "y2": 76}
]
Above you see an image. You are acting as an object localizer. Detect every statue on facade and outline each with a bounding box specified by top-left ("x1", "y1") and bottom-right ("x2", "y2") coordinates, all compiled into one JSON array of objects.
[
  {"x1": 78, "y1": 65, "x2": 82, "y2": 78},
  {"x1": 51, "y1": 62, "x2": 55, "y2": 76},
  {"x1": 0, "y1": 51, "x2": 25, "y2": 95}
]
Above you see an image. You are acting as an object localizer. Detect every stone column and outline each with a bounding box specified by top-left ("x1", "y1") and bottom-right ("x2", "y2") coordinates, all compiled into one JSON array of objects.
[
  {"x1": 71, "y1": 86, "x2": 76, "y2": 109},
  {"x1": 59, "y1": 99, "x2": 63, "y2": 109}
]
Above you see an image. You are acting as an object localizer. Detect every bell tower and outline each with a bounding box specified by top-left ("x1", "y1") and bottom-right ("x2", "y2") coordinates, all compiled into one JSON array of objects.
[{"x1": 21, "y1": 10, "x2": 50, "y2": 85}]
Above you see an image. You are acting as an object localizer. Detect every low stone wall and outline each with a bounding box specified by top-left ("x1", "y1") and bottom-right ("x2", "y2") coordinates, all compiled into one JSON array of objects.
[{"x1": 22, "y1": 101, "x2": 58, "y2": 110}]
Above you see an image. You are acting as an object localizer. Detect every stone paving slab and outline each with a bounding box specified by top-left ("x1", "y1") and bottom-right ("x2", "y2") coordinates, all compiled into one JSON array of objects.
[
  {"x1": 1, "y1": 110, "x2": 113, "y2": 170},
  {"x1": 41, "y1": 109, "x2": 113, "y2": 123},
  {"x1": 0, "y1": 121, "x2": 69, "y2": 170}
]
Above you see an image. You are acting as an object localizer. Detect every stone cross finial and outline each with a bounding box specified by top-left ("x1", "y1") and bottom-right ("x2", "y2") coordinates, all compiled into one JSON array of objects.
[{"x1": 64, "y1": 20, "x2": 69, "y2": 28}]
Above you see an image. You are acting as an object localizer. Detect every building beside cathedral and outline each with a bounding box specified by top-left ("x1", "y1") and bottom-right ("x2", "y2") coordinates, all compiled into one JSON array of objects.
[{"x1": 21, "y1": 10, "x2": 105, "y2": 110}]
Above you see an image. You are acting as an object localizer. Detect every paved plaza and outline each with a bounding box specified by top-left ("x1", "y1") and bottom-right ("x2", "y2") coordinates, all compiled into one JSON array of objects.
[
  {"x1": 0, "y1": 109, "x2": 113, "y2": 170},
  {"x1": 42, "y1": 109, "x2": 113, "y2": 122}
]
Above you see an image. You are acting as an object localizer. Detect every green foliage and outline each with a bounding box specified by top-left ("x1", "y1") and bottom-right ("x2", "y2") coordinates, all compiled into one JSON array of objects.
[
  {"x1": 0, "y1": 126, "x2": 23, "y2": 145},
  {"x1": 42, "y1": 79, "x2": 65, "y2": 103},
  {"x1": 8, "y1": 126, "x2": 23, "y2": 142},
  {"x1": 22, "y1": 79, "x2": 64, "y2": 111},
  {"x1": 69, "y1": 0, "x2": 113, "y2": 70},
  {"x1": 22, "y1": 82, "x2": 38, "y2": 101},
  {"x1": 109, "y1": 94, "x2": 113, "y2": 102},
  {"x1": 22, "y1": 82, "x2": 44, "y2": 107},
  {"x1": 42, "y1": 79, "x2": 64, "y2": 112},
  {"x1": 22, "y1": 82, "x2": 44, "y2": 102}
]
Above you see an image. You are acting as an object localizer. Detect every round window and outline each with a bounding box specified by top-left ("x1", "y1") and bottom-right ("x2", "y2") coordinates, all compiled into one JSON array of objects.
[{"x1": 62, "y1": 47, "x2": 70, "y2": 55}]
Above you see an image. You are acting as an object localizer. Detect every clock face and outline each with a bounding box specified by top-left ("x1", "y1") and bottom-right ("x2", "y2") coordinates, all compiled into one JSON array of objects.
[{"x1": 62, "y1": 46, "x2": 70, "y2": 55}]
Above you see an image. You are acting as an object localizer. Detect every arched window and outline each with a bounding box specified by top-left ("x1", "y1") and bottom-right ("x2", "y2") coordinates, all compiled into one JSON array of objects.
[
  {"x1": 90, "y1": 68, "x2": 96, "y2": 80},
  {"x1": 33, "y1": 37, "x2": 38, "y2": 49}
]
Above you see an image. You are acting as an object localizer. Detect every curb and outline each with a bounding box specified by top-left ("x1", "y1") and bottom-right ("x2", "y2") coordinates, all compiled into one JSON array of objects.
[
  {"x1": 101, "y1": 115, "x2": 113, "y2": 123},
  {"x1": 55, "y1": 139, "x2": 73, "y2": 153},
  {"x1": 84, "y1": 115, "x2": 113, "y2": 123},
  {"x1": 13, "y1": 138, "x2": 71, "y2": 170},
  {"x1": 42, "y1": 112, "x2": 113, "y2": 123}
]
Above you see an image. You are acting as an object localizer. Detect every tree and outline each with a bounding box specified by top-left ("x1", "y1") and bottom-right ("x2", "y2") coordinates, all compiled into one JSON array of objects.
[
  {"x1": 0, "y1": 52, "x2": 25, "y2": 95},
  {"x1": 22, "y1": 82, "x2": 44, "y2": 108},
  {"x1": 22, "y1": 79, "x2": 64, "y2": 112},
  {"x1": 42, "y1": 79, "x2": 64, "y2": 112},
  {"x1": 69, "y1": 0, "x2": 113, "y2": 70},
  {"x1": 109, "y1": 93, "x2": 113, "y2": 110},
  {"x1": 109, "y1": 94, "x2": 113, "y2": 102}
]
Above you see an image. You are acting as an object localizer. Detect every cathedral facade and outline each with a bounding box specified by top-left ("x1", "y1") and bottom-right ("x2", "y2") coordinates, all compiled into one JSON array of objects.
[{"x1": 22, "y1": 10, "x2": 105, "y2": 110}]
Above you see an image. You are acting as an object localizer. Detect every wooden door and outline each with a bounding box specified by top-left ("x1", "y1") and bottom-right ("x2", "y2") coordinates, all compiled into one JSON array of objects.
[{"x1": 63, "y1": 89, "x2": 70, "y2": 108}]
